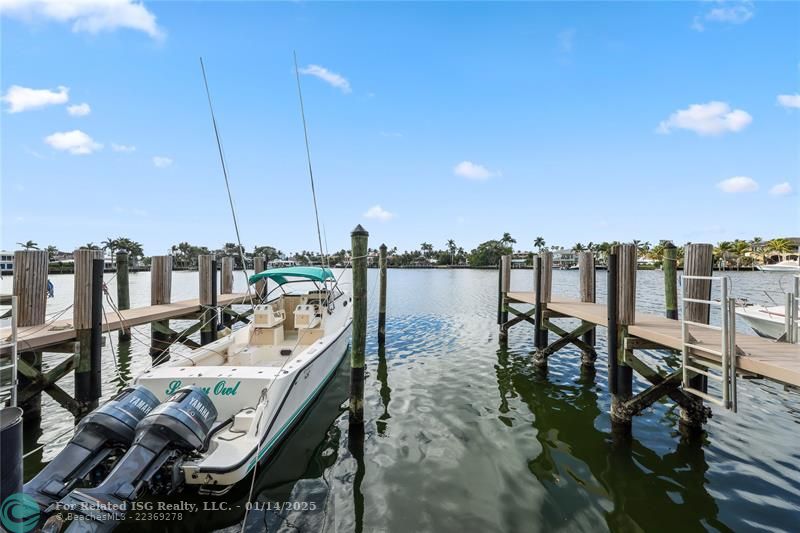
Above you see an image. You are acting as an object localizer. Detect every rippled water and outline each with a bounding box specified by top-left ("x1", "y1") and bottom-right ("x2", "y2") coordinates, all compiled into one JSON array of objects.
[{"x1": 4, "y1": 268, "x2": 800, "y2": 532}]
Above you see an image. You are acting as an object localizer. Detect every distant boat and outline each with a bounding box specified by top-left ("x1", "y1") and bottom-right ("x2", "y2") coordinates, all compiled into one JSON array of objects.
[
  {"x1": 736, "y1": 303, "x2": 796, "y2": 339},
  {"x1": 756, "y1": 260, "x2": 800, "y2": 272}
]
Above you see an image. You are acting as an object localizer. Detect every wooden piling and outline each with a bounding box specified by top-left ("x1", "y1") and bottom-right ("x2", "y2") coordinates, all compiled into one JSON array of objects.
[
  {"x1": 378, "y1": 244, "x2": 387, "y2": 345},
  {"x1": 499, "y1": 255, "x2": 511, "y2": 335},
  {"x1": 199, "y1": 255, "x2": 217, "y2": 345},
  {"x1": 681, "y1": 243, "x2": 713, "y2": 430},
  {"x1": 13, "y1": 250, "x2": 48, "y2": 421},
  {"x1": 578, "y1": 251, "x2": 596, "y2": 363},
  {"x1": 535, "y1": 252, "x2": 552, "y2": 349},
  {"x1": 533, "y1": 255, "x2": 545, "y2": 353},
  {"x1": 350, "y1": 225, "x2": 369, "y2": 426},
  {"x1": 150, "y1": 255, "x2": 172, "y2": 360},
  {"x1": 253, "y1": 256, "x2": 266, "y2": 299},
  {"x1": 74, "y1": 250, "x2": 104, "y2": 412},
  {"x1": 607, "y1": 251, "x2": 619, "y2": 396},
  {"x1": 116, "y1": 251, "x2": 131, "y2": 341},
  {"x1": 663, "y1": 242, "x2": 678, "y2": 320},
  {"x1": 611, "y1": 244, "x2": 637, "y2": 430},
  {"x1": 221, "y1": 256, "x2": 234, "y2": 295}
]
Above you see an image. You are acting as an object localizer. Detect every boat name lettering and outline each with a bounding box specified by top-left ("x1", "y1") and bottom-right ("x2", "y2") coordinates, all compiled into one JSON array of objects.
[{"x1": 165, "y1": 380, "x2": 241, "y2": 397}]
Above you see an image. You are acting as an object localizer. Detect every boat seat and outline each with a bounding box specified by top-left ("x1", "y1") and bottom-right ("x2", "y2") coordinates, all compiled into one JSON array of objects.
[
  {"x1": 294, "y1": 304, "x2": 321, "y2": 329},
  {"x1": 251, "y1": 304, "x2": 285, "y2": 346},
  {"x1": 253, "y1": 304, "x2": 286, "y2": 328}
]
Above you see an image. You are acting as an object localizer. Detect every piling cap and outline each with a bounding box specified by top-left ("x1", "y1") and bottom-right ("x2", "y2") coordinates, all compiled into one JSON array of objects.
[
  {"x1": 664, "y1": 241, "x2": 676, "y2": 249},
  {"x1": 351, "y1": 224, "x2": 369, "y2": 237},
  {"x1": 379, "y1": 243, "x2": 387, "y2": 250}
]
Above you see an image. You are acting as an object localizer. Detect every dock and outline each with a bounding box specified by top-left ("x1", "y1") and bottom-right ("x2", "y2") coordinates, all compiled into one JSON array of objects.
[
  {"x1": 498, "y1": 243, "x2": 800, "y2": 437},
  {"x1": 0, "y1": 249, "x2": 260, "y2": 420}
]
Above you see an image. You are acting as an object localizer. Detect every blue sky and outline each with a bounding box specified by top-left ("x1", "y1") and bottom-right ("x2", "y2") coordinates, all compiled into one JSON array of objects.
[{"x1": 1, "y1": 1, "x2": 798, "y2": 256}]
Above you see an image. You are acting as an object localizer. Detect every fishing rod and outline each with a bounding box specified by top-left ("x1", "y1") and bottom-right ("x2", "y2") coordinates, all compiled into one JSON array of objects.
[
  {"x1": 293, "y1": 50, "x2": 329, "y2": 274},
  {"x1": 199, "y1": 56, "x2": 254, "y2": 307}
]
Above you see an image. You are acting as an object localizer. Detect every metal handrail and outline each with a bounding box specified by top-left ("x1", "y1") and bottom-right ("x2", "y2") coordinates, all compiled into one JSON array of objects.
[
  {"x1": 681, "y1": 275, "x2": 736, "y2": 411},
  {"x1": 0, "y1": 296, "x2": 18, "y2": 407}
]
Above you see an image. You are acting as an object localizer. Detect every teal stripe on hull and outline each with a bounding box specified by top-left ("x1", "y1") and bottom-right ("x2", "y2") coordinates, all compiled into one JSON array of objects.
[{"x1": 246, "y1": 343, "x2": 349, "y2": 472}]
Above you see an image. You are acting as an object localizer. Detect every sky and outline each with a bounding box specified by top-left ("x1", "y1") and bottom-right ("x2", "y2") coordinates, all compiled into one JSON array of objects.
[{"x1": 1, "y1": 0, "x2": 798, "y2": 256}]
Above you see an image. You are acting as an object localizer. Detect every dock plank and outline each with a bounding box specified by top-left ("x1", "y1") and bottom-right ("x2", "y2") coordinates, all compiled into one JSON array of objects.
[
  {"x1": 1, "y1": 293, "x2": 254, "y2": 352},
  {"x1": 502, "y1": 291, "x2": 800, "y2": 387}
]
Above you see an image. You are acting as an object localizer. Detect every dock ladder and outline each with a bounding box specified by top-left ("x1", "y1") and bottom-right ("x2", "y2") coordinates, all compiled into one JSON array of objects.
[
  {"x1": 681, "y1": 276, "x2": 738, "y2": 412},
  {"x1": 0, "y1": 296, "x2": 18, "y2": 407}
]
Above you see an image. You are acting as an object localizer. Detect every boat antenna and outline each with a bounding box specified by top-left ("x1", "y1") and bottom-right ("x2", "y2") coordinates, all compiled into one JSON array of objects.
[
  {"x1": 199, "y1": 57, "x2": 254, "y2": 306},
  {"x1": 293, "y1": 51, "x2": 328, "y2": 273}
]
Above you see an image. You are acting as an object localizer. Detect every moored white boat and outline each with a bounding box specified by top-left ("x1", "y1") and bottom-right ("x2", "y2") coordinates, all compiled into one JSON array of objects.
[
  {"x1": 756, "y1": 260, "x2": 800, "y2": 272},
  {"x1": 735, "y1": 303, "x2": 797, "y2": 339},
  {"x1": 25, "y1": 267, "x2": 352, "y2": 529}
]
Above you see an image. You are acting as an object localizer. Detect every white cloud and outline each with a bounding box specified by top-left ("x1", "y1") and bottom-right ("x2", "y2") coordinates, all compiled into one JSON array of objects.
[
  {"x1": 152, "y1": 156, "x2": 172, "y2": 168},
  {"x1": 44, "y1": 129, "x2": 102, "y2": 154},
  {"x1": 0, "y1": 0, "x2": 164, "y2": 39},
  {"x1": 717, "y1": 176, "x2": 758, "y2": 193},
  {"x1": 558, "y1": 28, "x2": 575, "y2": 53},
  {"x1": 363, "y1": 205, "x2": 394, "y2": 222},
  {"x1": 2, "y1": 84, "x2": 68, "y2": 113},
  {"x1": 657, "y1": 101, "x2": 751, "y2": 136},
  {"x1": 777, "y1": 94, "x2": 800, "y2": 109},
  {"x1": 298, "y1": 64, "x2": 351, "y2": 93},
  {"x1": 769, "y1": 182, "x2": 793, "y2": 196},
  {"x1": 453, "y1": 161, "x2": 499, "y2": 181},
  {"x1": 111, "y1": 143, "x2": 136, "y2": 152},
  {"x1": 67, "y1": 102, "x2": 91, "y2": 116},
  {"x1": 692, "y1": 1, "x2": 754, "y2": 31}
]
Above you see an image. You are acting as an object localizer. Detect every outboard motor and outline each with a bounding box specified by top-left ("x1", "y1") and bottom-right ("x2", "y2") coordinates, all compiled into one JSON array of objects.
[
  {"x1": 25, "y1": 385, "x2": 160, "y2": 510},
  {"x1": 57, "y1": 386, "x2": 217, "y2": 532}
]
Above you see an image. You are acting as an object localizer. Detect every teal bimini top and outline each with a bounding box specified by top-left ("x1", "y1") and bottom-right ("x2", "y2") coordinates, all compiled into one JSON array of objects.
[{"x1": 248, "y1": 266, "x2": 335, "y2": 286}]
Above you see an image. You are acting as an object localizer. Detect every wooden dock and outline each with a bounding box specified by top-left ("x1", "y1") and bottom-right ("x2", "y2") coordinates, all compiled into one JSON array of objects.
[
  {"x1": 498, "y1": 243, "x2": 800, "y2": 438},
  {"x1": 0, "y1": 249, "x2": 262, "y2": 420},
  {"x1": 507, "y1": 292, "x2": 800, "y2": 387},
  {"x1": 1, "y1": 293, "x2": 252, "y2": 353}
]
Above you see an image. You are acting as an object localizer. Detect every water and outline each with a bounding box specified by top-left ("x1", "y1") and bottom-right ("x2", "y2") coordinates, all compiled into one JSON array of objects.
[{"x1": 4, "y1": 269, "x2": 800, "y2": 532}]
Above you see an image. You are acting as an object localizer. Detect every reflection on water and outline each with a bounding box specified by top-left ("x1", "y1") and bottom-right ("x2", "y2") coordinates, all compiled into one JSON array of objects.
[{"x1": 5, "y1": 269, "x2": 800, "y2": 531}]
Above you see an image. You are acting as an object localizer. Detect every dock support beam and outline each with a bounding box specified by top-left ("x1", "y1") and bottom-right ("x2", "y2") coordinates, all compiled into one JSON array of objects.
[
  {"x1": 663, "y1": 243, "x2": 678, "y2": 320},
  {"x1": 221, "y1": 256, "x2": 234, "y2": 295},
  {"x1": 680, "y1": 243, "x2": 714, "y2": 433},
  {"x1": 350, "y1": 225, "x2": 369, "y2": 427},
  {"x1": 533, "y1": 252, "x2": 552, "y2": 366},
  {"x1": 116, "y1": 251, "x2": 131, "y2": 341},
  {"x1": 14, "y1": 250, "x2": 48, "y2": 422},
  {"x1": 199, "y1": 255, "x2": 217, "y2": 345},
  {"x1": 150, "y1": 255, "x2": 172, "y2": 361},
  {"x1": 578, "y1": 251, "x2": 597, "y2": 365},
  {"x1": 378, "y1": 244, "x2": 387, "y2": 345},
  {"x1": 610, "y1": 244, "x2": 637, "y2": 433},
  {"x1": 74, "y1": 251, "x2": 104, "y2": 414},
  {"x1": 498, "y1": 255, "x2": 511, "y2": 341}
]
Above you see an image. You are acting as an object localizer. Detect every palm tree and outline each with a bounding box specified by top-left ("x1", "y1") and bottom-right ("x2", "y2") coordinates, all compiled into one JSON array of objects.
[
  {"x1": 16, "y1": 240, "x2": 38, "y2": 250},
  {"x1": 45, "y1": 245, "x2": 59, "y2": 261},
  {"x1": 731, "y1": 239, "x2": 750, "y2": 270},
  {"x1": 420, "y1": 242, "x2": 433, "y2": 257},
  {"x1": 573, "y1": 242, "x2": 585, "y2": 252},
  {"x1": 82, "y1": 242, "x2": 100, "y2": 250},
  {"x1": 500, "y1": 233, "x2": 516, "y2": 247},
  {"x1": 534, "y1": 236, "x2": 546, "y2": 251},
  {"x1": 446, "y1": 239, "x2": 457, "y2": 265}
]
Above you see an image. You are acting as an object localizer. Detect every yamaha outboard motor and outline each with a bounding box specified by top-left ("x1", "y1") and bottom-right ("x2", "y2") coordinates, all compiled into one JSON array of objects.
[
  {"x1": 58, "y1": 386, "x2": 217, "y2": 532},
  {"x1": 25, "y1": 385, "x2": 160, "y2": 510}
]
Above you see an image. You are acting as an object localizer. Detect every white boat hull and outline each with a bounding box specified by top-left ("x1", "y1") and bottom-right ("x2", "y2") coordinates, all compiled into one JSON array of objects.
[
  {"x1": 756, "y1": 262, "x2": 800, "y2": 272},
  {"x1": 736, "y1": 304, "x2": 796, "y2": 339},
  {"x1": 134, "y1": 285, "x2": 354, "y2": 489}
]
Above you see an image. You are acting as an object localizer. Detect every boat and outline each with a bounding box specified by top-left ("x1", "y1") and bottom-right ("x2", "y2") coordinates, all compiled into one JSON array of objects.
[
  {"x1": 24, "y1": 266, "x2": 352, "y2": 529},
  {"x1": 735, "y1": 302, "x2": 797, "y2": 339},
  {"x1": 756, "y1": 260, "x2": 800, "y2": 272}
]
